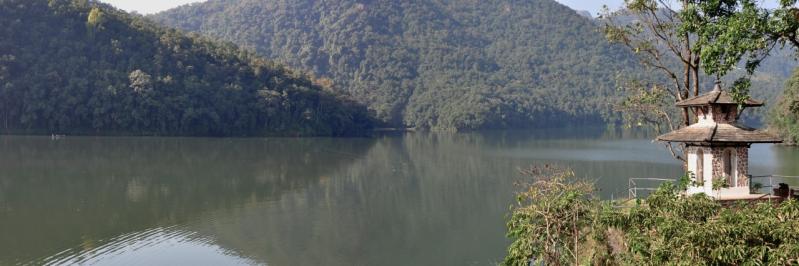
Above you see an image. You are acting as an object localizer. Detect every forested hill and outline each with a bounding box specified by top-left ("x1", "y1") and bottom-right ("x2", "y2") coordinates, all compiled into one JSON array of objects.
[
  {"x1": 153, "y1": 0, "x2": 644, "y2": 130},
  {"x1": 0, "y1": 0, "x2": 372, "y2": 137}
]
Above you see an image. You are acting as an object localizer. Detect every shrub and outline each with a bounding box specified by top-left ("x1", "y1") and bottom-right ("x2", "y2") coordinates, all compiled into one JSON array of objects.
[{"x1": 504, "y1": 167, "x2": 799, "y2": 265}]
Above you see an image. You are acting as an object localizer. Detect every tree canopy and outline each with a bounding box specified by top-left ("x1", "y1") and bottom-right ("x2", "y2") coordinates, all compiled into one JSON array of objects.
[
  {"x1": 0, "y1": 0, "x2": 373, "y2": 137},
  {"x1": 772, "y1": 68, "x2": 799, "y2": 145},
  {"x1": 152, "y1": 0, "x2": 648, "y2": 131},
  {"x1": 601, "y1": 0, "x2": 799, "y2": 159}
]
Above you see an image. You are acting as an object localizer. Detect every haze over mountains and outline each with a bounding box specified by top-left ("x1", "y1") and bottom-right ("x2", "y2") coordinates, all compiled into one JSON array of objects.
[{"x1": 153, "y1": 0, "x2": 647, "y2": 130}]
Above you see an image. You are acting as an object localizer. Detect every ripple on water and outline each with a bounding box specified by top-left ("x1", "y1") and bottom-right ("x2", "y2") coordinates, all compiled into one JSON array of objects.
[{"x1": 37, "y1": 225, "x2": 261, "y2": 266}]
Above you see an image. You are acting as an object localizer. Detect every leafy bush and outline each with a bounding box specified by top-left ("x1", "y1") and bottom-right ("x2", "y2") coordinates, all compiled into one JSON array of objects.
[
  {"x1": 504, "y1": 166, "x2": 598, "y2": 266},
  {"x1": 505, "y1": 167, "x2": 799, "y2": 265}
]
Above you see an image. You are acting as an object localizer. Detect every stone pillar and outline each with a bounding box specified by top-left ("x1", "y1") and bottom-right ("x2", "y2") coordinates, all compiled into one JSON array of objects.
[
  {"x1": 710, "y1": 146, "x2": 749, "y2": 188},
  {"x1": 737, "y1": 147, "x2": 749, "y2": 187},
  {"x1": 711, "y1": 147, "x2": 723, "y2": 185}
]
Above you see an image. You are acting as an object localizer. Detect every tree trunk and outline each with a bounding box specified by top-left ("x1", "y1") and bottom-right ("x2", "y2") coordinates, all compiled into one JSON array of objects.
[
  {"x1": 682, "y1": 107, "x2": 690, "y2": 127},
  {"x1": 682, "y1": 61, "x2": 691, "y2": 127},
  {"x1": 681, "y1": 11, "x2": 696, "y2": 127},
  {"x1": 692, "y1": 58, "x2": 701, "y2": 97}
]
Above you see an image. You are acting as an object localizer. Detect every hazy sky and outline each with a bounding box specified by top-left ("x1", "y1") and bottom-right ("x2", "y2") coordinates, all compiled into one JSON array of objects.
[
  {"x1": 556, "y1": 0, "x2": 623, "y2": 16},
  {"x1": 100, "y1": 0, "x2": 782, "y2": 16},
  {"x1": 556, "y1": 0, "x2": 781, "y2": 17},
  {"x1": 99, "y1": 0, "x2": 205, "y2": 14}
]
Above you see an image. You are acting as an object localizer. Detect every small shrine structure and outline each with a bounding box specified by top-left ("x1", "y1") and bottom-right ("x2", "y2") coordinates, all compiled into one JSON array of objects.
[{"x1": 657, "y1": 82, "x2": 782, "y2": 198}]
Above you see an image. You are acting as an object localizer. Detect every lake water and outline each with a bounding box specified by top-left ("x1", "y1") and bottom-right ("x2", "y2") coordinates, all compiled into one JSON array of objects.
[{"x1": 1, "y1": 127, "x2": 798, "y2": 265}]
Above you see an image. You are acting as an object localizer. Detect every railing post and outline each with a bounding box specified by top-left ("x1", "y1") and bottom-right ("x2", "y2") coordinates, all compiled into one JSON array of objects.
[
  {"x1": 768, "y1": 175, "x2": 773, "y2": 196},
  {"x1": 628, "y1": 178, "x2": 635, "y2": 199}
]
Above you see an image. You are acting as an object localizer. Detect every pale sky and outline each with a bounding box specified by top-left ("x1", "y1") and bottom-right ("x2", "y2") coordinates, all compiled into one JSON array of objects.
[
  {"x1": 99, "y1": 0, "x2": 783, "y2": 16},
  {"x1": 99, "y1": 0, "x2": 206, "y2": 14},
  {"x1": 557, "y1": 0, "x2": 782, "y2": 17}
]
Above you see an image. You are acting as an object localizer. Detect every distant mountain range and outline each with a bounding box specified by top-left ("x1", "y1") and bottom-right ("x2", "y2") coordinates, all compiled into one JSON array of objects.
[
  {"x1": 153, "y1": 0, "x2": 648, "y2": 130},
  {"x1": 2, "y1": 0, "x2": 791, "y2": 136}
]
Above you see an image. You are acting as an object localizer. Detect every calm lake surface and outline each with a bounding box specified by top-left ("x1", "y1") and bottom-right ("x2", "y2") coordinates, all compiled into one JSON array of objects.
[{"x1": 1, "y1": 127, "x2": 798, "y2": 265}]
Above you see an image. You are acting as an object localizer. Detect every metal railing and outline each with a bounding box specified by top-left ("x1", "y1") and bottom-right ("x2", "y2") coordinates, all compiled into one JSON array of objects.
[
  {"x1": 628, "y1": 178, "x2": 675, "y2": 199},
  {"x1": 750, "y1": 175, "x2": 799, "y2": 196},
  {"x1": 627, "y1": 175, "x2": 799, "y2": 200}
]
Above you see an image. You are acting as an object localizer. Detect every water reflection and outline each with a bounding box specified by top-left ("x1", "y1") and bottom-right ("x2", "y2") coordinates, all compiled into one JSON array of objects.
[
  {"x1": 0, "y1": 128, "x2": 797, "y2": 265},
  {"x1": 45, "y1": 226, "x2": 260, "y2": 266},
  {"x1": 0, "y1": 136, "x2": 375, "y2": 265}
]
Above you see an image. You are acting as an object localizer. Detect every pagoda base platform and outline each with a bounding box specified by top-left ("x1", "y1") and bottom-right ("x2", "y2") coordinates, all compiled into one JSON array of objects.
[{"x1": 715, "y1": 194, "x2": 785, "y2": 206}]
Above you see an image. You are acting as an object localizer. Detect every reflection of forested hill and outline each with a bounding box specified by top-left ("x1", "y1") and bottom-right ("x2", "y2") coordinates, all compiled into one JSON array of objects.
[
  {"x1": 153, "y1": 0, "x2": 643, "y2": 130},
  {"x1": 189, "y1": 134, "x2": 522, "y2": 265},
  {"x1": 8, "y1": 129, "x2": 792, "y2": 265},
  {"x1": 0, "y1": 136, "x2": 375, "y2": 264},
  {"x1": 188, "y1": 130, "x2": 682, "y2": 265}
]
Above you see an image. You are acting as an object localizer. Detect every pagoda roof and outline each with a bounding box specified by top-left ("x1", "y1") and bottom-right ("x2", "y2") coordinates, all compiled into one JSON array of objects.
[
  {"x1": 676, "y1": 84, "x2": 764, "y2": 107},
  {"x1": 656, "y1": 123, "x2": 782, "y2": 144}
]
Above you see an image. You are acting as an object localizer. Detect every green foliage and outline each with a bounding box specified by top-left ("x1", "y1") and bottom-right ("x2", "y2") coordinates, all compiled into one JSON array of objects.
[
  {"x1": 504, "y1": 165, "x2": 596, "y2": 266},
  {"x1": 680, "y1": 0, "x2": 775, "y2": 110},
  {"x1": 609, "y1": 183, "x2": 799, "y2": 264},
  {"x1": 751, "y1": 182, "x2": 764, "y2": 194},
  {"x1": 0, "y1": 0, "x2": 373, "y2": 136},
  {"x1": 602, "y1": 0, "x2": 794, "y2": 131},
  {"x1": 769, "y1": 0, "x2": 799, "y2": 47},
  {"x1": 712, "y1": 176, "x2": 731, "y2": 190},
  {"x1": 505, "y1": 168, "x2": 799, "y2": 265},
  {"x1": 765, "y1": 0, "x2": 799, "y2": 142},
  {"x1": 615, "y1": 79, "x2": 679, "y2": 132},
  {"x1": 681, "y1": 0, "x2": 772, "y2": 78},
  {"x1": 677, "y1": 171, "x2": 694, "y2": 190},
  {"x1": 730, "y1": 77, "x2": 753, "y2": 106},
  {"x1": 771, "y1": 67, "x2": 799, "y2": 145},
  {"x1": 152, "y1": 0, "x2": 644, "y2": 130}
]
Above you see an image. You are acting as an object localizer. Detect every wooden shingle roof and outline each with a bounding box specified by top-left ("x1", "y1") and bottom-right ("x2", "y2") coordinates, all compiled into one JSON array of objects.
[
  {"x1": 676, "y1": 84, "x2": 764, "y2": 107},
  {"x1": 656, "y1": 123, "x2": 782, "y2": 143}
]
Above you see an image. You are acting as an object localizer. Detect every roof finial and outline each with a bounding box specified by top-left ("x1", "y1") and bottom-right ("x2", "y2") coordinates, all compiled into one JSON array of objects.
[{"x1": 713, "y1": 80, "x2": 722, "y2": 92}]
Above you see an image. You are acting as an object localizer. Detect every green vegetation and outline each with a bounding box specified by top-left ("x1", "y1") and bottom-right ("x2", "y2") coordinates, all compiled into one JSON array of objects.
[
  {"x1": 504, "y1": 166, "x2": 596, "y2": 265},
  {"x1": 747, "y1": 47, "x2": 798, "y2": 125},
  {"x1": 152, "y1": 0, "x2": 644, "y2": 130},
  {"x1": 769, "y1": 0, "x2": 799, "y2": 145},
  {"x1": 504, "y1": 166, "x2": 799, "y2": 265},
  {"x1": 602, "y1": 0, "x2": 781, "y2": 129},
  {"x1": 772, "y1": 68, "x2": 799, "y2": 145},
  {"x1": 602, "y1": 0, "x2": 755, "y2": 162},
  {"x1": 602, "y1": 0, "x2": 799, "y2": 150},
  {"x1": 0, "y1": 0, "x2": 373, "y2": 137}
]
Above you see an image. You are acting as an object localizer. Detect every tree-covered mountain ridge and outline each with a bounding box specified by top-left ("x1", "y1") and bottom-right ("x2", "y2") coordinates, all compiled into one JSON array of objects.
[
  {"x1": 0, "y1": 0, "x2": 373, "y2": 137},
  {"x1": 153, "y1": 0, "x2": 648, "y2": 131}
]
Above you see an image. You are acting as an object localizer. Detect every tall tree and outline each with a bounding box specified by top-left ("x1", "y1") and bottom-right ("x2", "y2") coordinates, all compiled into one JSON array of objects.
[
  {"x1": 770, "y1": 0, "x2": 799, "y2": 46},
  {"x1": 602, "y1": 0, "x2": 772, "y2": 162}
]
